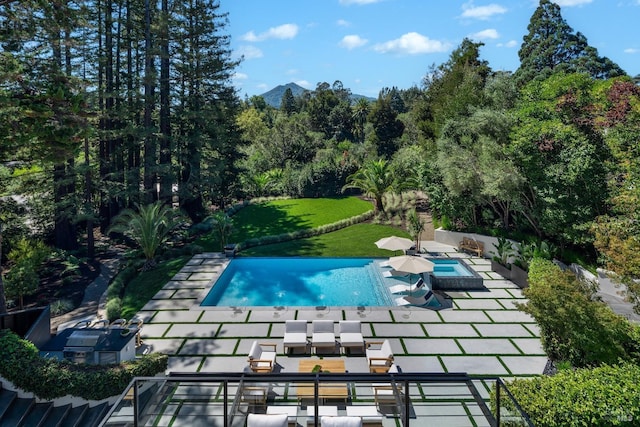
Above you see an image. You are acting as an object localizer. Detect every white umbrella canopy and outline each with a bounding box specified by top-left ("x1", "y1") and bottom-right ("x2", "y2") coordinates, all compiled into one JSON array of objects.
[
  {"x1": 387, "y1": 255, "x2": 434, "y2": 275},
  {"x1": 375, "y1": 236, "x2": 414, "y2": 252}
]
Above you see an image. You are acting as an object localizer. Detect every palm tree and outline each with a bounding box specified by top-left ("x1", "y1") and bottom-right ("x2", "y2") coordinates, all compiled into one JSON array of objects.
[
  {"x1": 208, "y1": 211, "x2": 234, "y2": 251},
  {"x1": 109, "y1": 202, "x2": 184, "y2": 270},
  {"x1": 342, "y1": 159, "x2": 397, "y2": 212}
]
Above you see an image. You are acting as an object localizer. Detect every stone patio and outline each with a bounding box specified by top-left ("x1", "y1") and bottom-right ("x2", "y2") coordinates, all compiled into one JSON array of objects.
[{"x1": 135, "y1": 241, "x2": 547, "y2": 380}]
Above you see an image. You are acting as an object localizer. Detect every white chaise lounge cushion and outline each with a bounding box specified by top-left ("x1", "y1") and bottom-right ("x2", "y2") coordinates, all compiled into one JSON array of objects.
[
  {"x1": 320, "y1": 416, "x2": 362, "y2": 427},
  {"x1": 283, "y1": 320, "x2": 308, "y2": 350},
  {"x1": 338, "y1": 320, "x2": 364, "y2": 349},
  {"x1": 247, "y1": 413, "x2": 288, "y2": 427},
  {"x1": 311, "y1": 320, "x2": 336, "y2": 347}
]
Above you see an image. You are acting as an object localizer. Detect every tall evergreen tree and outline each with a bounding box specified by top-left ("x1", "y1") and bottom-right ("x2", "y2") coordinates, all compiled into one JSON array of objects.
[
  {"x1": 280, "y1": 87, "x2": 296, "y2": 115},
  {"x1": 516, "y1": 0, "x2": 625, "y2": 85},
  {"x1": 172, "y1": 0, "x2": 242, "y2": 220}
]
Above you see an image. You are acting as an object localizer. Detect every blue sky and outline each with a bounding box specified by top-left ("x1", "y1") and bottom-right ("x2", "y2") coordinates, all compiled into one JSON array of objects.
[{"x1": 222, "y1": 0, "x2": 640, "y2": 98}]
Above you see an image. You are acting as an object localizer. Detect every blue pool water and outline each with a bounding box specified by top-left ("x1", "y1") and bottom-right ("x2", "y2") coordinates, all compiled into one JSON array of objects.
[
  {"x1": 201, "y1": 257, "x2": 393, "y2": 307},
  {"x1": 431, "y1": 259, "x2": 474, "y2": 277}
]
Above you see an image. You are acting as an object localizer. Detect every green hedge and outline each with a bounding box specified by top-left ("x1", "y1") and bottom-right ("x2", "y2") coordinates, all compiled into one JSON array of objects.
[
  {"x1": 0, "y1": 329, "x2": 167, "y2": 400},
  {"x1": 497, "y1": 364, "x2": 640, "y2": 426},
  {"x1": 519, "y1": 258, "x2": 640, "y2": 367}
]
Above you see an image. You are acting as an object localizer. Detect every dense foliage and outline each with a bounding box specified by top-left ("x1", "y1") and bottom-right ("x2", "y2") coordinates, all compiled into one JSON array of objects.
[
  {"x1": 499, "y1": 364, "x2": 640, "y2": 427},
  {"x1": 519, "y1": 258, "x2": 640, "y2": 367},
  {"x1": 0, "y1": 329, "x2": 167, "y2": 400}
]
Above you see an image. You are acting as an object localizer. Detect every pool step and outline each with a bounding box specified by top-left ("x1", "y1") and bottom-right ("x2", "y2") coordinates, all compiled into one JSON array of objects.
[{"x1": 363, "y1": 262, "x2": 393, "y2": 305}]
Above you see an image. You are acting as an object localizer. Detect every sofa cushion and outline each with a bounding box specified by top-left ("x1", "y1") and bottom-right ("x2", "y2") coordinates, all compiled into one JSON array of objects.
[{"x1": 247, "y1": 413, "x2": 288, "y2": 427}]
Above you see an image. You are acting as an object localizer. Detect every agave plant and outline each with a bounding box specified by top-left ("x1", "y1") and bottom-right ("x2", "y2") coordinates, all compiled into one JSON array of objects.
[{"x1": 109, "y1": 202, "x2": 184, "y2": 270}]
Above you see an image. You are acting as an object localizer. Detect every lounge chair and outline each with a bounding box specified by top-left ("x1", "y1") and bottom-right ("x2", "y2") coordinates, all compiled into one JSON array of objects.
[
  {"x1": 394, "y1": 290, "x2": 436, "y2": 307},
  {"x1": 267, "y1": 406, "x2": 298, "y2": 426},
  {"x1": 311, "y1": 320, "x2": 336, "y2": 353},
  {"x1": 247, "y1": 341, "x2": 277, "y2": 373},
  {"x1": 381, "y1": 269, "x2": 408, "y2": 278},
  {"x1": 345, "y1": 406, "x2": 384, "y2": 424},
  {"x1": 320, "y1": 416, "x2": 362, "y2": 427},
  {"x1": 307, "y1": 406, "x2": 339, "y2": 425},
  {"x1": 365, "y1": 340, "x2": 394, "y2": 373},
  {"x1": 388, "y1": 277, "x2": 425, "y2": 294},
  {"x1": 247, "y1": 413, "x2": 288, "y2": 427},
  {"x1": 283, "y1": 320, "x2": 308, "y2": 354},
  {"x1": 338, "y1": 320, "x2": 365, "y2": 354}
]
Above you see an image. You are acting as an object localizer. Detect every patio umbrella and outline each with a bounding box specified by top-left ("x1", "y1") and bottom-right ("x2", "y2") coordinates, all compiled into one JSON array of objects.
[
  {"x1": 387, "y1": 255, "x2": 435, "y2": 294},
  {"x1": 387, "y1": 255, "x2": 435, "y2": 275},
  {"x1": 375, "y1": 236, "x2": 414, "y2": 253}
]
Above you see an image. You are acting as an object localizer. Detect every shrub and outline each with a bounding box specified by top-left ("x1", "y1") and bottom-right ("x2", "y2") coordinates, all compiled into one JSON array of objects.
[
  {"x1": 495, "y1": 363, "x2": 640, "y2": 426},
  {"x1": 519, "y1": 258, "x2": 640, "y2": 367},
  {"x1": 106, "y1": 297, "x2": 122, "y2": 321},
  {"x1": 50, "y1": 299, "x2": 74, "y2": 316},
  {"x1": 0, "y1": 330, "x2": 167, "y2": 400}
]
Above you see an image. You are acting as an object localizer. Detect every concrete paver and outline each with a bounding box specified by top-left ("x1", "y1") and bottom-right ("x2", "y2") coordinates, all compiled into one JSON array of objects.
[
  {"x1": 439, "y1": 310, "x2": 492, "y2": 323},
  {"x1": 473, "y1": 323, "x2": 534, "y2": 338},
  {"x1": 424, "y1": 324, "x2": 479, "y2": 337},
  {"x1": 403, "y1": 338, "x2": 462, "y2": 354},
  {"x1": 457, "y1": 338, "x2": 521, "y2": 355},
  {"x1": 440, "y1": 356, "x2": 509, "y2": 376},
  {"x1": 500, "y1": 356, "x2": 549, "y2": 375}
]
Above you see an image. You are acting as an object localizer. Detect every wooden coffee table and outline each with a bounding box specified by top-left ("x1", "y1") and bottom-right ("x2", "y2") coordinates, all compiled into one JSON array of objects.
[{"x1": 296, "y1": 359, "x2": 348, "y2": 402}]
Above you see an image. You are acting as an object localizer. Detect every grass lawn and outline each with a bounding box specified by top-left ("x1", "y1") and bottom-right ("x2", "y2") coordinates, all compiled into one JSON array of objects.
[
  {"x1": 241, "y1": 223, "x2": 411, "y2": 257},
  {"x1": 120, "y1": 255, "x2": 191, "y2": 319},
  {"x1": 197, "y1": 197, "x2": 373, "y2": 251}
]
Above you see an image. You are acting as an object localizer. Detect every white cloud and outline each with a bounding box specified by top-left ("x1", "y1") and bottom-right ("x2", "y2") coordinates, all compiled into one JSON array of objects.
[
  {"x1": 339, "y1": 0, "x2": 383, "y2": 5},
  {"x1": 624, "y1": 48, "x2": 640, "y2": 54},
  {"x1": 551, "y1": 0, "x2": 592, "y2": 6},
  {"x1": 286, "y1": 69, "x2": 299, "y2": 75},
  {"x1": 336, "y1": 19, "x2": 351, "y2": 27},
  {"x1": 461, "y1": 2, "x2": 507, "y2": 20},
  {"x1": 339, "y1": 34, "x2": 369, "y2": 49},
  {"x1": 497, "y1": 40, "x2": 518, "y2": 48},
  {"x1": 233, "y1": 72, "x2": 248, "y2": 81},
  {"x1": 236, "y1": 45, "x2": 263, "y2": 60},
  {"x1": 373, "y1": 32, "x2": 450, "y2": 55},
  {"x1": 470, "y1": 29, "x2": 500, "y2": 40},
  {"x1": 241, "y1": 24, "x2": 299, "y2": 42}
]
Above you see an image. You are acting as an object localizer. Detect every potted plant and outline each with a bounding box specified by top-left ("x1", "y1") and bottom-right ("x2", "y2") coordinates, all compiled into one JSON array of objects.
[{"x1": 490, "y1": 237, "x2": 515, "y2": 279}]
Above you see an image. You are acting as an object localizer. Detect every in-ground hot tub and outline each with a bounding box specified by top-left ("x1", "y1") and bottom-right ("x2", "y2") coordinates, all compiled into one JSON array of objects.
[{"x1": 427, "y1": 258, "x2": 485, "y2": 290}]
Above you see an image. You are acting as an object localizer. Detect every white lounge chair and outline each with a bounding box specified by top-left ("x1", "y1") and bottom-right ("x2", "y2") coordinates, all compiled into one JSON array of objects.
[
  {"x1": 283, "y1": 320, "x2": 308, "y2": 354},
  {"x1": 247, "y1": 341, "x2": 278, "y2": 373},
  {"x1": 388, "y1": 277, "x2": 425, "y2": 294},
  {"x1": 247, "y1": 413, "x2": 288, "y2": 427},
  {"x1": 365, "y1": 340, "x2": 394, "y2": 373},
  {"x1": 338, "y1": 320, "x2": 365, "y2": 354},
  {"x1": 381, "y1": 269, "x2": 409, "y2": 278},
  {"x1": 320, "y1": 416, "x2": 362, "y2": 427},
  {"x1": 311, "y1": 320, "x2": 336, "y2": 353},
  {"x1": 394, "y1": 290, "x2": 436, "y2": 307}
]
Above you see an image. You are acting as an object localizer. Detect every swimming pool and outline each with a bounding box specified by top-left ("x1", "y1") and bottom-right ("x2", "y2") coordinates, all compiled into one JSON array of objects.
[
  {"x1": 431, "y1": 259, "x2": 474, "y2": 277},
  {"x1": 200, "y1": 257, "x2": 393, "y2": 307}
]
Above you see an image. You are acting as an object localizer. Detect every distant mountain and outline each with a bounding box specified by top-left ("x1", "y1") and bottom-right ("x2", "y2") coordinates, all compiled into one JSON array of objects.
[
  {"x1": 261, "y1": 83, "x2": 308, "y2": 108},
  {"x1": 260, "y1": 82, "x2": 375, "y2": 108}
]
